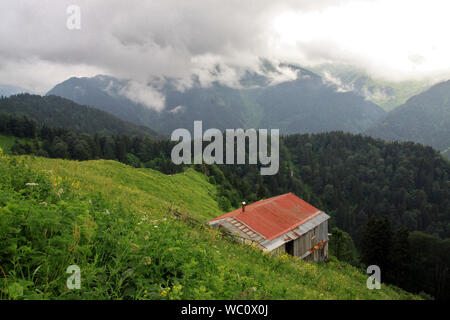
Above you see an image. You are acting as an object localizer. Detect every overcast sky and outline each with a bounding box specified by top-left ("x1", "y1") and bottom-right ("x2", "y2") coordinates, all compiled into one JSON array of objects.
[{"x1": 1, "y1": 0, "x2": 450, "y2": 94}]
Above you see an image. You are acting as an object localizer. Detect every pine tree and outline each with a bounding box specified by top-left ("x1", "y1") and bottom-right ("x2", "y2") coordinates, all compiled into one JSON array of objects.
[{"x1": 360, "y1": 217, "x2": 393, "y2": 277}]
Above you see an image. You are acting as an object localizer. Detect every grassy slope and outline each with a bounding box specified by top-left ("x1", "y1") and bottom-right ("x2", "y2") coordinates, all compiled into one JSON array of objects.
[
  {"x1": 0, "y1": 134, "x2": 29, "y2": 154},
  {"x1": 2, "y1": 153, "x2": 419, "y2": 299},
  {"x1": 28, "y1": 158, "x2": 223, "y2": 221}
]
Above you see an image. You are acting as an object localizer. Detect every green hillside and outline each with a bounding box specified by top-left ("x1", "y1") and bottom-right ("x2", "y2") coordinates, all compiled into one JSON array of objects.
[
  {"x1": 0, "y1": 94, "x2": 160, "y2": 138},
  {"x1": 0, "y1": 134, "x2": 35, "y2": 155},
  {"x1": 0, "y1": 134, "x2": 18, "y2": 153},
  {"x1": 0, "y1": 150, "x2": 419, "y2": 299},
  {"x1": 365, "y1": 80, "x2": 450, "y2": 155}
]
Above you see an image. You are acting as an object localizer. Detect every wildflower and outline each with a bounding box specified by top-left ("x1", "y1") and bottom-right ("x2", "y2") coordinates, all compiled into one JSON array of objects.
[
  {"x1": 161, "y1": 290, "x2": 167, "y2": 296},
  {"x1": 144, "y1": 257, "x2": 152, "y2": 265},
  {"x1": 26, "y1": 183, "x2": 39, "y2": 186},
  {"x1": 154, "y1": 225, "x2": 158, "y2": 228},
  {"x1": 71, "y1": 181, "x2": 80, "y2": 188},
  {"x1": 105, "y1": 209, "x2": 110, "y2": 215}
]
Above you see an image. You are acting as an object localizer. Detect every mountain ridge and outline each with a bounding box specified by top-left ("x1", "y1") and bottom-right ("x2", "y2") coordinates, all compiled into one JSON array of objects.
[
  {"x1": 0, "y1": 93, "x2": 161, "y2": 138},
  {"x1": 47, "y1": 68, "x2": 386, "y2": 135},
  {"x1": 365, "y1": 80, "x2": 450, "y2": 156}
]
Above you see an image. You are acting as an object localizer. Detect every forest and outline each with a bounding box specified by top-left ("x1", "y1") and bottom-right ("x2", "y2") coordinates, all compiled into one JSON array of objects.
[
  {"x1": 0, "y1": 94, "x2": 160, "y2": 138},
  {"x1": 1, "y1": 112, "x2": 449, "y2": 299}
]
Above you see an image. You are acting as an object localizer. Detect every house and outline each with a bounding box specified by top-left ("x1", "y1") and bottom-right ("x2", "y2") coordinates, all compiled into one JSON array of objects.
[{"x1": 209, "y1": 193, "x2": 330, "y2": 262}]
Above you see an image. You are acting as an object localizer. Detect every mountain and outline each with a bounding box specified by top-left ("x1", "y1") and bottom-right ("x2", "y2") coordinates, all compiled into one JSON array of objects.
[
  {"x1": 47, "y1": 69, "x2": 386, "y2": 135},
  {"x1": 312, "y1": 64, "x2": 433, "y2": 111},
  {"x1": 365, "y1": 80, "x2": 450, "y2": 156},
  {"x1": 0, "y1": 84, "x2": 30, "y2": 97},
  {"x1": 254, "y1": 69, "x2": 385, "y2": 134},
  {"x1": 0, "y1": 94, "x2": 160, "y2": 138}
]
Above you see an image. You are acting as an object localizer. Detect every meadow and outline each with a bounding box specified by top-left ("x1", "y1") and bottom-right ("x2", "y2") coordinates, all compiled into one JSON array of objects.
[{"x1": 0, "y1": 148, "x2": 420, "y2": 299}]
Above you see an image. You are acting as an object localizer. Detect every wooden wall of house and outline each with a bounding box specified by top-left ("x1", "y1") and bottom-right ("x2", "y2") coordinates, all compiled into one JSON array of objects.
[
  {"x1": 271, "y1": 243, "x2": 285, "y2": 255},
  {"x1": 272, "y1": 220, "x2": 329, "y2": 262}
]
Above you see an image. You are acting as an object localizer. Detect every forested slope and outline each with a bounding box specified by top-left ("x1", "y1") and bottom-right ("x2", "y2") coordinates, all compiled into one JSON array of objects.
[
  {"x1": 366, "y1": 80, "x2": 450, "y2": 157},
  {"x1": 0, "y1": 94, "x2": 160, "y2": 138}
]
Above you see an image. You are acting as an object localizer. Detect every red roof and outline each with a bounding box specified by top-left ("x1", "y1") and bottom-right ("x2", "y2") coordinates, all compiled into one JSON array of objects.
[{"x1": 210, "y1": 193, "x2": 322, "y2": 241}]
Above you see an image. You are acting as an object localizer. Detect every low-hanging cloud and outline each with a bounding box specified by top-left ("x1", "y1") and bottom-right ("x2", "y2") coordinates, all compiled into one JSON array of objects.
[
  {"x1": 119, "y1": 80, "x2": 166, "y2": 112},
  {"x1": 1, "y1": 0, "x2": 450, "y2": 97}
]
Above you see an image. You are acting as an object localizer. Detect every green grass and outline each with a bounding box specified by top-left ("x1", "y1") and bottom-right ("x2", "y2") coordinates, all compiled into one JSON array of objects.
[
  {"x1": 0, "y1": 150, "x2": 420, "y2": 300},
  {"x1": 0, "y1": 134, "x2": 29, "y2": 154},
  {"x1": 25, "y1": 157, "x2": 223, "y2": 221}
]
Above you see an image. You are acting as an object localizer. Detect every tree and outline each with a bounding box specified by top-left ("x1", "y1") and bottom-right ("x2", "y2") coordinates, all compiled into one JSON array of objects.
[
  {"x1": 329, "y1": 227, "x2": 358, "y2": 265},
  {"x1": 51, "y1": 138, "x2": 69, "y2": 159},
  {"x1": 360, "y1": 217, "x2": 393, "y2": 277},
  {"x1": 389, "y1": 227, "x2": 411, "y2": 288},
  {"x1": 72, "y1": 140, "x2": 90, "y2": 161},
  {"x1": 101, "y1": 136, "x2": 116, "y2": 160}
]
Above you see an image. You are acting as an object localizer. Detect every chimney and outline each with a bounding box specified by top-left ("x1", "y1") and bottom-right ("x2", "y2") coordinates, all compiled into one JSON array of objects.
[{"x1": 242, "y1": 201, "x2": 246, "y2": 212}]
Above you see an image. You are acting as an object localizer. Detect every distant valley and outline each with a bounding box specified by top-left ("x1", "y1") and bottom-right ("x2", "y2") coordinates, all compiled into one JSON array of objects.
[{"x1": 312, "y1": 64, "x2": 433, "y2": 111}]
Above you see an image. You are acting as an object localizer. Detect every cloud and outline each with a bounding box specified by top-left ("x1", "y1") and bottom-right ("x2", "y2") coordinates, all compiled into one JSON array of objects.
[
  {"x1": 0, "y1": 58, "x2": 102, "y2": 94},
  {"x1": 266, "y1": 65, "x2": 300, "y2": 86},
  {"x1": 1, "y1": 0, "x2": 450, "y2": 97},
  {"x1": 119, "y1": 80, "x2": 166, "y2": 111},
  {"x1": 321, "y1": 71, "x2": 353, "y2": 92},
  {"x1": 169, "y1": 105, "x2": 185, "y2": 114}
]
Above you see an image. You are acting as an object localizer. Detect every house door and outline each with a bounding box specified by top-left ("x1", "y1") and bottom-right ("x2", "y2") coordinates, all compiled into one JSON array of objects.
[{"x1": 285, "y1": 240, "x2": 294, "y2": 256}]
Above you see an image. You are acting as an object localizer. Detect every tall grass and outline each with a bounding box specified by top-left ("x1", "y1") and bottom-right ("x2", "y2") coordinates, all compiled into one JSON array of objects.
[{"x1": 0, "y1": 151, "x2": 420, "y2": 299}]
